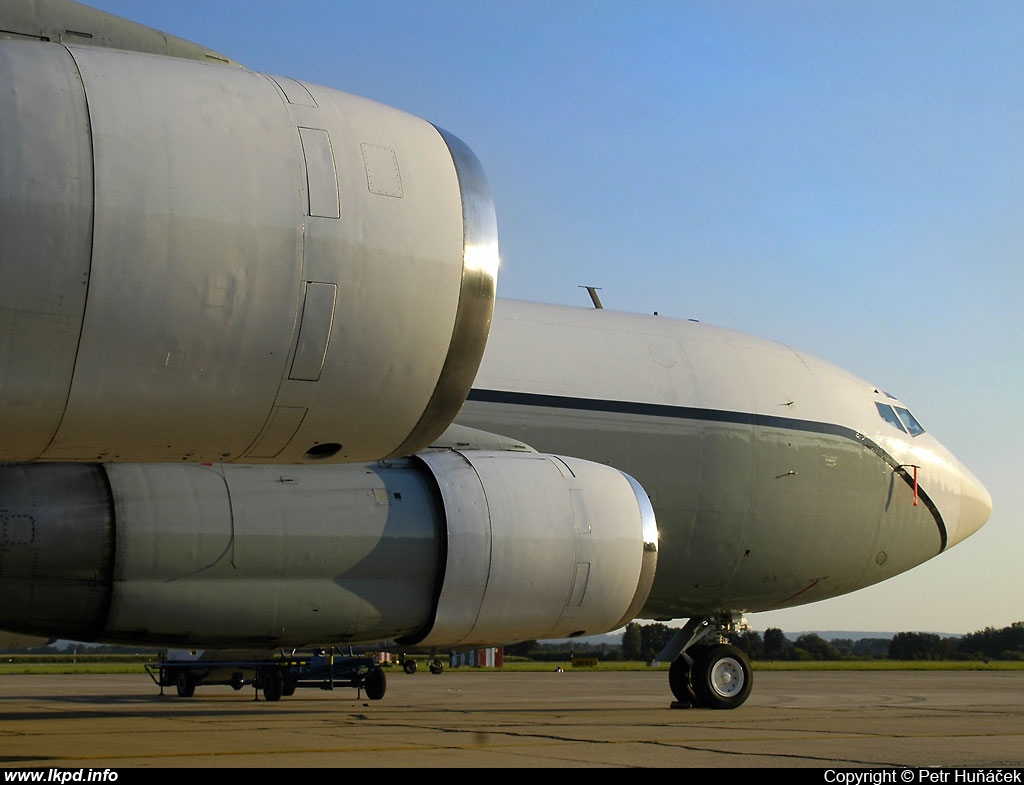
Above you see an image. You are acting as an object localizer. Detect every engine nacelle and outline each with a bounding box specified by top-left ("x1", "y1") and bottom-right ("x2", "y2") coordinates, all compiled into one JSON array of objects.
[
  {"x1": 0, "y1": 454, "x2": 657, "y2": 648},
  {"x1": 408, "y1": 450, "x2": 658, "y2": 647},
  {"x1": 0, "y1": 40, "x2": 497, "y2": 464}
]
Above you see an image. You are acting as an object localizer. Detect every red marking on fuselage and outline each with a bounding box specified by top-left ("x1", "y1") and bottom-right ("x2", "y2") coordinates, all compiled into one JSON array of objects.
[{"x1": 763, "y1": 579, "x2": 822, "y2": 610}]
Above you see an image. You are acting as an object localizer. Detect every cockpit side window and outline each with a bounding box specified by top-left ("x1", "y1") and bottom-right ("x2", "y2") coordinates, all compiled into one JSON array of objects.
[
  {"x1": 876, "y1": 402, "x2": 907, "y2": 432},
  {"x1": 895, "y1": 407, "x2": 925, "y2": 436},
  {"x1": 875, "y1": 402, "x2": 926, "y2": 436}
]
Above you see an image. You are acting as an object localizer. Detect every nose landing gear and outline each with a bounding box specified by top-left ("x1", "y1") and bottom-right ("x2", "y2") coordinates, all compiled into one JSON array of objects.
[{"x1": 662, "y1": 615, "x2": 753, "y2": 710}]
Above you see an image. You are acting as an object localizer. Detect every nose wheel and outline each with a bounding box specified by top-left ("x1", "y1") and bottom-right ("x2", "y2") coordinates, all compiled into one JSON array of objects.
[{"x1": 669, "y1": 643, "x2": 752, "y2": 709}]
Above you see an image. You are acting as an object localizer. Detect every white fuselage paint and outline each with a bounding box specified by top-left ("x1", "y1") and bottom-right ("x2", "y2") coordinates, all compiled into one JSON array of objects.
[{"x1": 458, "y1": 299, "x2": 990, "y2": 619}]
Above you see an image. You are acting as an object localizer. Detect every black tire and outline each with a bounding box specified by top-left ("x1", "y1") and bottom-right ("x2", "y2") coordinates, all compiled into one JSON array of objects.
[
  {"x1": 282, "y1": 675, "x2": 297, "y2": 697},
  {"x1": 364, "y1": 667, "x2": 386, "y2": 700},
  {"x1": 668, "y1": 656, "x2": 696, "y2": 705},
  {"x1": 428, "y1": 660, "x2": 444, "y2": 675},
  {"x1": 175, "y1": 670, "x2": 195, "y2": 698},
  {"x1": 403, "y1": 659, "x2": 417, "y2": 674},
  {"x1": 262, "y1": 668, "x2": 284, "y2": 702},
  {"x1": 690, "y1": 644, "x2": 752, "y2": 710}
]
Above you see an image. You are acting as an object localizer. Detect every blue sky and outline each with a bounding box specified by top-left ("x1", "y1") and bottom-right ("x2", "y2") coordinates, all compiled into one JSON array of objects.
[{"x1": 84, "y1": 1, "x2": 1021, "y2": 635}]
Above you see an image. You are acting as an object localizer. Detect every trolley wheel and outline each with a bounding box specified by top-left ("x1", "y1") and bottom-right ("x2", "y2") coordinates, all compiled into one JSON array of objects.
[
  {"x1": 282, "y1": 675, "x2": 297, "y2": 697},
  {"x1": 175, "y1": 669, "x2": 195, "y2": 698},
  {"x1": 262, "y1": 668, "x2": 284, "y2": 702},
  {"x1": 364, "y1": 667, "x2": 386, "y2": 700}
]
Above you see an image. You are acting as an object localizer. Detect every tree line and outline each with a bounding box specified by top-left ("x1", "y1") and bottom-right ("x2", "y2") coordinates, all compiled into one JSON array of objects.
[
  {"x1": 508, "y1": 620, "x2": 1024, "y2": 662},
  {"x1": 738, "y1": 624, "x2": 1022, "y2": 662},
  {"x1": 8, "y1": 622, "x2": 1022, "y2": 662}
]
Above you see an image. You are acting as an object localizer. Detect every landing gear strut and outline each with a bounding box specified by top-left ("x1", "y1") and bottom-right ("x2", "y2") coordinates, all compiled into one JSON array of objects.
[{"x1": 659, "y1": 615, "x2": 753, "y2": 710}]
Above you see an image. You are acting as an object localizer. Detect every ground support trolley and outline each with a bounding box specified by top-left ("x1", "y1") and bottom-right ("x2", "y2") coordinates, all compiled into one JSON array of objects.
[{"x1": 145, "y1": 649, "x2": 387, "y2": 702}]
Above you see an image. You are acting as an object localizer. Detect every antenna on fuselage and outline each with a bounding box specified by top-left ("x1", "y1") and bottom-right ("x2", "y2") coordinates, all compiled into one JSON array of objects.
[{"x1": 580, "y1": 286, "x2": 603, "y2": 309}]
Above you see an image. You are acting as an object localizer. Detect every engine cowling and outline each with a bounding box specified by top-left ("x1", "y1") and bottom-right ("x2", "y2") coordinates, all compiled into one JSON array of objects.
[
  {"x1": 0, "y1": 40, "x2": 497, "y2": 464},
  {"x1": 407, "y1": 450, "x2": 659, "y2": 647},
  {"x1": 0, "y1": 454, "x2": 657, "y2": 648}
]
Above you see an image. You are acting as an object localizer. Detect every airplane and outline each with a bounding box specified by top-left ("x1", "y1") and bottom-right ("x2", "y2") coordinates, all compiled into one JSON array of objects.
[{"x1": 0, "y1": 0, "x2": 992, "y2": 709}]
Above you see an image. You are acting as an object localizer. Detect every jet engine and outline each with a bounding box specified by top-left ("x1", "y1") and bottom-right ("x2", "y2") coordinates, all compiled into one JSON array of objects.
[
  {"x1": 0, "y1": 453, "x2": 658, "y2": 649},
  {"x1": 0, "y1": 40, "x2": 497, "y2": 465}
]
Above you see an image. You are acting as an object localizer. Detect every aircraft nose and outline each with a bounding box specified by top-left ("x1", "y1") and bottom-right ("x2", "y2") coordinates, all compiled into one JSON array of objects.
[{"x1": 953, "y1": 466, "x2": 992, "y2": 547}]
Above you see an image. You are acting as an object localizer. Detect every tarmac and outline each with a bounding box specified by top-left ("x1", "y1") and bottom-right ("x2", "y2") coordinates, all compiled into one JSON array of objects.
[{"x1": 0, "y1": 668, "x2": 1022, "y2": 768}]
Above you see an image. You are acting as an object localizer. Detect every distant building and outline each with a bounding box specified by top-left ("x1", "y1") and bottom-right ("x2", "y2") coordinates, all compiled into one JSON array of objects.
[{"x1": 449, "y1": 647, "x2": 503, "y2": 668}]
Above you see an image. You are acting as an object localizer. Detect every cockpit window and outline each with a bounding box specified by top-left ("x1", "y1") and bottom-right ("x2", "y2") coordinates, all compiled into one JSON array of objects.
[
  {"x1": 875, "y1": 402, "x2": 926, "y2": 436},
  {"x1": 895, "y1": 407, "x2": 925, "y2": 436},
  {"x1": 876, "y1": 402, "x2": 906, "y2": 432}
]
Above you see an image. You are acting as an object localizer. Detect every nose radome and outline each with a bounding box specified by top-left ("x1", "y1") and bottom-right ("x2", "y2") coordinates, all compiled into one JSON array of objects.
[{"x1": 951, "y1": 466, "x2": 993, "y2": 548}]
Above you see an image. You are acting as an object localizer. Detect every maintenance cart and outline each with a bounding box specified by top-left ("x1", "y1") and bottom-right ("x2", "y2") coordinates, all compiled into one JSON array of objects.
[{"x1": 146, "y1": 647, "x2": 386, "y2": 702}]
